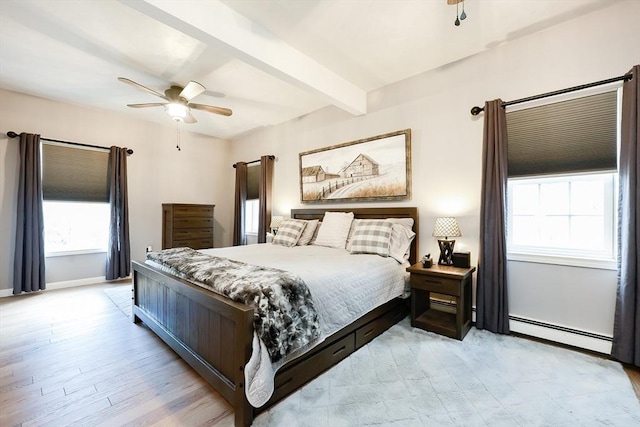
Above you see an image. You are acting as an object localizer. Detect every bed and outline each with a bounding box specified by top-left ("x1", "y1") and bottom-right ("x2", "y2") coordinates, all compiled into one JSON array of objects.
[{"x1": 132, "y1": 207, "x2": 418, "y2": 426}]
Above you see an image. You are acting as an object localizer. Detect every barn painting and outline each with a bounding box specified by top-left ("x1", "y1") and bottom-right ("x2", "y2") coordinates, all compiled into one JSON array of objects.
[{"x1": 299, "y1": 129, "x2": 411, "y2": 203}]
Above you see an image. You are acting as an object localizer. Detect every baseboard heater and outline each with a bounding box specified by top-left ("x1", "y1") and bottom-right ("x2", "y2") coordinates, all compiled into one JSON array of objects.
[{"x1": 430, "y1": 300, "x2": 613, "y2": 355}]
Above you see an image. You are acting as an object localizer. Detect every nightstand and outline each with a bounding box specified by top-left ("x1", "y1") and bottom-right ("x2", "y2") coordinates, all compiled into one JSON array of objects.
[{"x1": 406, "y1": 263, "x2": 476, "y2": 340}]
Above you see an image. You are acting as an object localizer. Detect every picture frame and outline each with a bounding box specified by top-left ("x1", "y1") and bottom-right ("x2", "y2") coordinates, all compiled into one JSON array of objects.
[{"x1": 299, "y1": 129, "x2": 411, "y2": 203}]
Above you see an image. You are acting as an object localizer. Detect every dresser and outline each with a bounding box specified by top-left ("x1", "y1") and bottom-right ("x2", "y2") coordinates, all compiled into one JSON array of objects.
[{"x1": 162, "y1": 204, "x2": 215, "y2": 250}]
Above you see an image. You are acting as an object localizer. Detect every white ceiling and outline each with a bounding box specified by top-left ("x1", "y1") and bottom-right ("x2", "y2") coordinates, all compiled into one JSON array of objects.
[{"x1": 0, "y1": 0, "x2": 619, "y2": 139}]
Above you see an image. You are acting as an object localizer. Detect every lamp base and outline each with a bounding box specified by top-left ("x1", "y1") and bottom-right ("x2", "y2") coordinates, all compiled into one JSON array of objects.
[{"x1": 437, "y1": 239, "x2": 456, "y2": 265}]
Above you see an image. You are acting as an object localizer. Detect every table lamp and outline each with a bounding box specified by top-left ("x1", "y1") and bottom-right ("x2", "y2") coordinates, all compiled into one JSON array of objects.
[
  {"x1": 270, "y1": 215, "x2": 284, "y2": 234},
  {"x1": 432, "y1": 217, "x2": 461, "y2": 265}
]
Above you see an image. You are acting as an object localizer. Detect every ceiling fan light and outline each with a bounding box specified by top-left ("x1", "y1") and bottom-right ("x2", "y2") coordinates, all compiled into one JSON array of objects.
[{"x1": 165, "y1": 103, "x2": 189, "y2": 121}]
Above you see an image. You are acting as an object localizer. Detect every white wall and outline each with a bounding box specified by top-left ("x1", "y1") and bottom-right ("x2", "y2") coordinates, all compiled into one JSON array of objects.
[
  {"x1": 0, "y1": 89, "x2": 233, "y2": 291},
  {"x1": 229, "y1": 2, "x2": 640, "y2": 349}
]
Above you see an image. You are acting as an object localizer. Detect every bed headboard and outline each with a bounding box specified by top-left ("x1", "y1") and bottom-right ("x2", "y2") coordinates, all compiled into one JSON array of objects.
[{"x1": 291, "y1": 207, "x2": 419, "y2": 265}]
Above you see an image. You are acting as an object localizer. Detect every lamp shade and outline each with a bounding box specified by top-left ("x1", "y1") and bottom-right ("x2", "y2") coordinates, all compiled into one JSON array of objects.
[
  {"x1": 432, "y1": 217, "x2": 461, "y2": 239},
  {"x1": 270, "y1": 215, "x2": 284, "y2": 229}
]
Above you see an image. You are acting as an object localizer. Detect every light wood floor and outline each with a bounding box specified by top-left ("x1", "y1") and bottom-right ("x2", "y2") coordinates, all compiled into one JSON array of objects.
[
  {"x1": 0, "y1": 282, "x2": 234, "y2": 427},
  {"x1": 2, "y1": 283, "x2": 639, "y2": 427}
]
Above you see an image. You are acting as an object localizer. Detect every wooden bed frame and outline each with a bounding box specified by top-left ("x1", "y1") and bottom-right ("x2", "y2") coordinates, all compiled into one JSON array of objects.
[{"x1": 132, "y1": 207, "x2": 418, "y2": 426}]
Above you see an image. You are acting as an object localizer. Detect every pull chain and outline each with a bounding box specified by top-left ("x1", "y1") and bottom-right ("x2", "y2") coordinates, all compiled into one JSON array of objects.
[{"x1": 176, "y1": 121, "x2": 181, "y2": 151}]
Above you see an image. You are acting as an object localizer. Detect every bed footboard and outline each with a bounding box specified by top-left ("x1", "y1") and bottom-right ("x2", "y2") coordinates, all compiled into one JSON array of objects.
[
  {"x1": 132, "y1": 261, "x2": 255, "y2": 427},
  {"x1": 132, "y1": 260, "x2": 409, "y2": 426}
]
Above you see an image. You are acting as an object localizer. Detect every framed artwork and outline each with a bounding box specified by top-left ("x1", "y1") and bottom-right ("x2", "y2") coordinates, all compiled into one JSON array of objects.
[{"x1": 299, "y1": 129, "x2": 411, "y2": 203}]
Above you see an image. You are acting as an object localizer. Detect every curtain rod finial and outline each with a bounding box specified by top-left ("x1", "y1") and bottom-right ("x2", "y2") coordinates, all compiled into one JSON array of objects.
[
  {"x1": 7, "y1": 131, "x2": 19, "y2": 138},
  {"x1": 470, "y1": 106, "x2": 483, "y2": 116}
]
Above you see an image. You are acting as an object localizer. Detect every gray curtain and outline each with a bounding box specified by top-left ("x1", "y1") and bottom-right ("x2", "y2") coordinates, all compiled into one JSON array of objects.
[
  {"x1": 612, "y1": 65, "x2": 639, "y2": 366},
  {"x1": 105, "y1": 146, "x2": 130, "y2": 280},
  {"x1": 233, "y1": 162, "x2": 247, "y2": 246},
  {"x1": 13, "y1": 133, "x2": 46, "y2": 294},
  {"x1": 476, "y1": 99, "x2": 510, "y2": 334},
  {"x1": 258, "y1": 155, "x2": 274, "y2": 244}
]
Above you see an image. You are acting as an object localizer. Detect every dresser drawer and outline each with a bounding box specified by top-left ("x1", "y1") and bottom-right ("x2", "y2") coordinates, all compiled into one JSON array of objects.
[
  {"x1": 172, "y1": 238, "x2": 213, "y2": 250},
  {"x1": 173, "y1": 205, "x2": 214, "y2": 218},
  {"x1": 410, "y1": 274, "x2": 460, "y2": 296},
  {"x1": 171, "y1": 228, "x2": 213, "y2": 240},
  {"x1": 173, "y1": 228, "x2": 213, "y2": 241},
  {"x1": 173, "y1": 217, "x2": 213, "y2": 229}
]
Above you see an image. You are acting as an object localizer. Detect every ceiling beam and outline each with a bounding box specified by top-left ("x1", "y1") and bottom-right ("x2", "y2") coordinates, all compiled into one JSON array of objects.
[{"x1": 120, "y1": 0, "x2": 367, "y2": 116}]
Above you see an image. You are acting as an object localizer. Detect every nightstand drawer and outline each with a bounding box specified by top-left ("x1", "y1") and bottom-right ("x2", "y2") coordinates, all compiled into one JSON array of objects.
[{"x1": 410, "y1": 275, "x2": 460, "y2": 296}]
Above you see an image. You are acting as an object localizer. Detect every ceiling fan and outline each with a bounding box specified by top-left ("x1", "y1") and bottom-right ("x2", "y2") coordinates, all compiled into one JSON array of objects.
[{"x1": 118, "y1": 77, "x2": 232, "y2": 124}]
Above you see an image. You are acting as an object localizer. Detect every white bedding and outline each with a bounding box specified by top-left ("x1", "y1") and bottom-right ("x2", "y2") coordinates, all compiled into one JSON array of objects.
[{"x1": 148, "y1": 243, "x2": 407, "y2": 407}]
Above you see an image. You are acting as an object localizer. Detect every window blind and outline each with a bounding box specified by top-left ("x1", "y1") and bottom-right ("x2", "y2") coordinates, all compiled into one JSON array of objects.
[
  {"x1": 42, "y1": 143, "x2": 110, "y2": 202},
  {"x1": 246, "y1": 164, "x2": 260, "y2": 200},
  {"x1": 506, "y1": 90, "x2": 618, "y2": 177}
]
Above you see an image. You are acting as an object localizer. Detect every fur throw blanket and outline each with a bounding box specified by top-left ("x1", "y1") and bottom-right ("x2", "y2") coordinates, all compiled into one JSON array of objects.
[{"x1": 146, "y1": 247, "x2": 320, "y2": 363}]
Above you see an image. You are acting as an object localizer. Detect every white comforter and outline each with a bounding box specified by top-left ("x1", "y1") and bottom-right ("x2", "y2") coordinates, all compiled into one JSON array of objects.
[{"x1": 191, "y1": 244, "x2": 406, "y2": 406}]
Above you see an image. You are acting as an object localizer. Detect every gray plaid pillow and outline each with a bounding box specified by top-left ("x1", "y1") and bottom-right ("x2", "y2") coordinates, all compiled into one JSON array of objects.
[
  {"x1": 349, "y1": 220, "x2": 392, "y2": 257},
  {"x1": 272, "y1": 219, "x2": 307, "y2": 247}
]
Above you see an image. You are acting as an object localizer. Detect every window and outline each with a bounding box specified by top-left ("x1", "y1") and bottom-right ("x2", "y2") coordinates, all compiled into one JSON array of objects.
[
  {"x1": 507, "y1": 172, "x2": 617, "y2": 264},
  {"x1": 44, "y1": 201, "x2": 110, "y2": 255},
  {"x1": 245, "y1": 199, "x2": 259, "y2": 234},
  {"x1": 41, "y1": 143, "x2": 111, "y2": 256},
  {"x1": 505, "y1": 88, "x2": 620, "y2": 269}
]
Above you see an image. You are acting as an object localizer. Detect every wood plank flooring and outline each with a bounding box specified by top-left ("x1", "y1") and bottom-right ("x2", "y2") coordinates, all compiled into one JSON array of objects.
[
  {"x1": 2, "y1": 283, "x2": 639, "y2": 426},
  {"x1": 0, "y1": 282, "x2": 234, "y2": 427}
]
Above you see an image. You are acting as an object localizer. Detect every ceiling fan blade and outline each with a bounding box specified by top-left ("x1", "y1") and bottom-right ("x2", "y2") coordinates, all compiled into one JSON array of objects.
[
  {"x1": 189, "y1": 103, "x2": 233, "y2": 117},
  {"x1": 179, "y1": 81, "x2": 206, "y2": 102},
  {"x1": 184, "y1": 112, "x2": 198, "y2": 124},
  {"x1": 126, "y1": 103, "x2": 166, "y2": 108},
  {"x1": 118, "y1": 77, "x2": 167, "y2": 100}
]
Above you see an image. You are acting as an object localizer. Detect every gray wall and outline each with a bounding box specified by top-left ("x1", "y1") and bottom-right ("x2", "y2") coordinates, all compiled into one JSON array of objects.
[
  {"x1": 0, "y1": 89, "x2": 233, "y2": 290},
  {"x1": 228, "y1": 2, "x2": 640, "y2": 344}
]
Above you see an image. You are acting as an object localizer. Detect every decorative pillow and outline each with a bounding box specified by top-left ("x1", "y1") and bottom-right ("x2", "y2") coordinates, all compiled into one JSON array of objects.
[
  {"x1": 296, "y1": 219, "x2": 319, "y2": 246},
  {"x1": 309, "y1": 221, "x2": 321, "y2": 244},
  {"x1": 389, "y1": 223, "x2": 416, "y2": 263},
  {"x1": 349, "y1": 220, "x2": 393, "y2": 257},
  {"x1": 345, "y1": 219, "x2": 362, "y2": 251},
  {"x1": 272, "y1": 219, "x2": 306, "y2": 247},
  {"x1": 312, "y1": 212, "x2": 354, "y2": 249}
]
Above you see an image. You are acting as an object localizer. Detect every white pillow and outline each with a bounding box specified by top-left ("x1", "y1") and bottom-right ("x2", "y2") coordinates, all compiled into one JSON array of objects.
[
  {"x1": 389, "y1": 223, "x2": 416, "y2": 263},
  {"x1": 296, "y1": 219, "x2": 319, "y2": 246},
  {"x1": 385, "y1": 217, "x2": 414, "y2": 229},
  {"x1": 385, "y1": 217, "x2": 415, "y2": 263},
  {"x1": 349, "y1": 220, "x2": 393, "y2": 257},
  {"x1": 272, "y1": 219, "x2": 306, "y2": 247},
  {"x1": 312, "y1": 212, "x2": 354, "y2": 249},
  {"x1": 345, "y1": 219, "x2": 360, "y2": 251}
]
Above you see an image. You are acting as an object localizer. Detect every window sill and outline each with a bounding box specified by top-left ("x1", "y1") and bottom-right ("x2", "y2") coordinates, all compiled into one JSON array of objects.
[
  {"x1": 45, "y1": 249, "x2": 107, "y2": 258},
  {"x1": 507, "y1": 252, "x2": 616, "y2": 270}
]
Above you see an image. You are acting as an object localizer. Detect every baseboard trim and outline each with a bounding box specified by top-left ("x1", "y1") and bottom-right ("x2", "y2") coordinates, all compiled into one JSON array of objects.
[
  {"x1": 471, "y1": 308, "x2": 612, "y2": 354},
  {"x1": 0, "y1": 276, "x2": 128, "y2": 298}
]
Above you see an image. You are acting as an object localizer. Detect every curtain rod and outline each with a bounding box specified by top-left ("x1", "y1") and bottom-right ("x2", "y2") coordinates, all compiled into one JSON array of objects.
[
  {"x1": 470, "y1": 72, "x2": 633, "y2": 116},
  {"x1": 6, "y1": 131, "x2": 134, "y2": 155},
  {"x1": 233, "y1": 155, "x2": 275, "y2": 168}
]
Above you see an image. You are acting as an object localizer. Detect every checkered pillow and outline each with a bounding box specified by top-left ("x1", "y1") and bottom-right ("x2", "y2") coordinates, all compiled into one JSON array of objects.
[
  {"x1": 272, "y1": 219, "x2": 307, "y2": 247},
  {"x1": 349, "y1": 220, "x2": 393, "y2": 257}
]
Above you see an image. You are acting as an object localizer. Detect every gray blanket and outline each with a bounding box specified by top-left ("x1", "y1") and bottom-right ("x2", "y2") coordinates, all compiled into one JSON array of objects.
[{"x1": 146, "y1": 247, "x2": 320, "y2": 363}]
